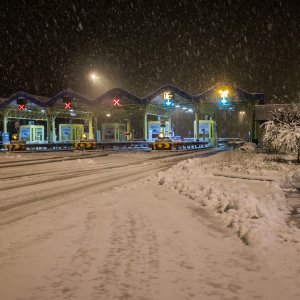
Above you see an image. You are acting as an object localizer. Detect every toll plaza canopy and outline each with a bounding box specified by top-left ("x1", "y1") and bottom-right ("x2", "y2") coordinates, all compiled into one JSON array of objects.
[{"x1": 0, "y1": 83, "x2": 265, "y2": 143}]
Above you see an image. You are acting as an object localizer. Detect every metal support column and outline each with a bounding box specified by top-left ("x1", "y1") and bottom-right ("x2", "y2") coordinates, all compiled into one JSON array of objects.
[
  {"x1": 51, "y1": 117, "x2": 56, "y2": 142},
  {"x1": 93, "y1": 117, "x2": 98, "y2": 141},
  {"x1": 3, "y1": 113, "x2": 7, "y2": 133},
  {"x1": 46, "y1": 118, "x2": 51, "y2": 143},
  {"x1": 168, "y1": 117, "x2": 172, "y2": 137},
  {"x1": 195, "y1": 112, "x2": 199, "y2": 141},
  {"x1": 251, "y1": 109, "x2": 258, "y2": 143},
  {"x1": 126, "y1": 119, "x2": 131, "y2": 141},
  {"x1": 88, "y1": 118, "x2": 94, "y2": 139},
  {"x1": 144, "y1": 113, "x2": 148, "y2": 140}
]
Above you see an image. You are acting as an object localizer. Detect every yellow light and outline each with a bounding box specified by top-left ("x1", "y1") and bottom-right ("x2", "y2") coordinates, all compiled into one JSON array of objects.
[
  {"x1": 158, "y1": 132, "x2": 164, "y2": 139},
  {"x1": 12, "y1": 134, "x2": 18, "y2": 140},
  {"x1": 163, "y1": 92, "x2": 173, "y2": 100},
  {"x1": 82, "y1": 133, "x2": 87, "y2": 140},
  {"x1": 218, "y1": 89, "x2": 229, "y2": 98}
]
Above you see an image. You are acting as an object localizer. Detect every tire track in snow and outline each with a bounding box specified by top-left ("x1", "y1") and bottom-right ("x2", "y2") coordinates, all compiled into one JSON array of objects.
[
  {"x1": 0, "y1": 149, "x2": 222, "y2": 228},
  {"x1": 0, "y1": 163, "x2": 163, "y2": 227},
  {"x1": 93, "y1": 209, "x2": 160, "y2": 299}
]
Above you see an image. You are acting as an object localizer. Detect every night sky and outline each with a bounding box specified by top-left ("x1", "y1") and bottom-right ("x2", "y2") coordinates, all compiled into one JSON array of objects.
[{"x1": 1, "y1": 0, "x2": 299, "y2": 101}]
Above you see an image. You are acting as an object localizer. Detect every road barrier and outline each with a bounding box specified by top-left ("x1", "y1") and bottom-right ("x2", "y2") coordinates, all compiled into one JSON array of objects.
[{"x1": 0, "y1": 140, "x2": 211, "y2": 152}]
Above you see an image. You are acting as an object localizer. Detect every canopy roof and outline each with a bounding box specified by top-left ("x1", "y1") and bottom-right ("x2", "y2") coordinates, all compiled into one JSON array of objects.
[{"x1": 0, "y1": 83, "x2": 264, "y2": 109}]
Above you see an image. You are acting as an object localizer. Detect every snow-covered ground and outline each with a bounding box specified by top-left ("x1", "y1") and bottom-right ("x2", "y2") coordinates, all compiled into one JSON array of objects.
[
  {"x1": 155, "y1": 150, "x2": 300, "y2": 247},
  {"x1": 0, "y1": 148, "x2": 299, "y2": 300}
]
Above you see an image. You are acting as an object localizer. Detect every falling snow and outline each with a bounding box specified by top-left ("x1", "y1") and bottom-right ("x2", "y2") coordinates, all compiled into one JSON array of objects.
[{"x1": 0, "y1": 1, "x2": 298, "y2": 101}]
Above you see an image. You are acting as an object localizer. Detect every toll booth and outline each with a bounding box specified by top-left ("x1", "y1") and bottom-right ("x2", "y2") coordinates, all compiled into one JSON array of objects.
[
  {"x1": 194, "y1": 120, "x2": 216, "y2": 145},
  {"x1": 102, "y1": 123, "x2": 126, "y2": 142},
  {"x1": 1, "y1": 132, "x2": 10, "y2": 144},
  {"x1": 148, "y1": 121, "x2": 170, "y2": 141},
  {"x1": 19, "y1": 125, "x2": 45, "y2": 143},
  {"x1": 59, "y1": 124, "x2": 84, "y2": 142}
]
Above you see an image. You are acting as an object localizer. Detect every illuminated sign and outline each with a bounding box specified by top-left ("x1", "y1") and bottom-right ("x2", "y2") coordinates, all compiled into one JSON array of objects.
[
  {"x1": 163, "y1": 92, "x2": 173, "y2": 100},
  {"x1": 18, "y1": 104, "x2": 25, "y2": 110},
  {"x1": 64, "y1": 101, "x2": 71, "y2": 109},
  {"x1": 163, "y1": 92, "x2": 174, "y2": 107},
  {"x1": 218, "y1": 89, "x2": 230, "y2": 107},
  {"x1": 113, "y1": 97, "x2": 121, "y2": 106},
  {"x1": 17, "y1": 99, "x2": 26, "y2": 110},
  {"x1": 218, "y1": 89, "x2": 229, "y2": 98},
  {"x1": 63, "y1": 98, "x2": 72, "y2": 109}
]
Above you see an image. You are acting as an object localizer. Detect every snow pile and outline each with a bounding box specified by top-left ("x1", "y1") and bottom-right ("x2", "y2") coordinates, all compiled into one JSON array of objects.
[
  {"x1": 155, "y1": 151, "x2": 299, "y2": 247},
  {"x1": 281, "y1": 168, "x2": 300, "y2": 190},
  {"x1": 236, "y1": 142, "x2": 256, "y2": 152}
]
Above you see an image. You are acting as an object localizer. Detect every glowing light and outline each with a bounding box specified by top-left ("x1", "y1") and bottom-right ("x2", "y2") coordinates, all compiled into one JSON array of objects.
[
  {"x1": 158, "y1": 132, "x2": 164, "y2": 139},
  {"x1": 113, "y1": 97, "x2": 121, "y2": 106},
  {"x1": 163, "y1": 92, "x2": 173, "y2": 100},
  {"x1": 218, "y1": 89, "x2": 229, "y2": 98},
  {"x1": 106, "y1": 113, "x2": 111, "y2": 117},
  {"x1": 90, "y1": 72, "x2": 99, "y2": 84},
  {"x1": 12, "y1": 134, "x2": 18, "y2": 140},
  {"x1": 218, "y1": 89, "x2": 230, "y2": 106},
  {"x1": 82, "y1": 133, "x2": 87, "y2": 140},
  {"x1": 18, "y1": 104, "x2": 25, "y2": 110},
  {"x1": 17, "y1": 98, "x2": 26, "y2": 110},
  {"x1": 64, "y1": 102, "x2": 71, "y2": 109},
  {"x1": 220, "y1": 98, "x2": 228, "y2": 104}
]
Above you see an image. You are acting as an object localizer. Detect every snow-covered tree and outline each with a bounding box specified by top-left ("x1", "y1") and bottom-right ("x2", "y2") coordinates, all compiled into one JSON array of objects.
[{"x1": 262, "y1": 104, "x2": 300, "y2": 163}]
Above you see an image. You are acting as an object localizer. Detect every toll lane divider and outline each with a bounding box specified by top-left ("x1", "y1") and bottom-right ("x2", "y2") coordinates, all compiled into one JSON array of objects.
[{"x1": 0, "y1": 141, "x2": 210, "y2": 151}]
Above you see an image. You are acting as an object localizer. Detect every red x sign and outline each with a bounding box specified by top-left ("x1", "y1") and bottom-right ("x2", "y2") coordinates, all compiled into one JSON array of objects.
[
  {"x1": 113, "y1": 98, "x2": 121, "y2": 106},
  {"x1": 64, "y1": 102, "x2": 71, "y2": 109},
  {"x1": 18, "y1": 104, "x2": 25, "y2": 110}
]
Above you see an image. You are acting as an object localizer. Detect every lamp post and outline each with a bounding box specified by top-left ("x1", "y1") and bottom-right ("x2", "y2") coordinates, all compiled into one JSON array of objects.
[{"x1": 89, "y1": 72, "x2": 99, "y2": 84}]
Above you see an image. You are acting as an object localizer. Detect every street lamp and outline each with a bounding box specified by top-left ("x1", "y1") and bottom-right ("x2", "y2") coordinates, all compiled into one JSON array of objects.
[{"x1": 89, "y1": 72, "x2": 99, "y2": 84}]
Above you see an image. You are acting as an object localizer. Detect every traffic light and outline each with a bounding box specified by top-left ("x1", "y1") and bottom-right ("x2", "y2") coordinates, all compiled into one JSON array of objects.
[
  {"x1": 63, "y1": 98, "x2": 72, "y2": 109},
  {"x1": 17, "y1": 98, "x2": 26, "y2": 110}
]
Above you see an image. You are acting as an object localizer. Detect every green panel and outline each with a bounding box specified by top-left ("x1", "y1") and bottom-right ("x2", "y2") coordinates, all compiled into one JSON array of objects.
[
  {"x1": 59, "y1": 124, "x2": 84, "y2": 142},
  {"x1": 102, "y1": 123, "x2": 126, "y2": 142},
  {"x1": 194, "y1": 120, "x2": 216, "y2": 145}
]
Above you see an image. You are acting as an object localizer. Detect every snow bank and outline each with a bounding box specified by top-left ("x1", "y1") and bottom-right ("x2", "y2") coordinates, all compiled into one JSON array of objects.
[
  {"x1": 154, "y1": 151, "x2": 299, "y2": 247},
  {"x1": 281, "y1": 168, "x2": 300, "y2": 190},
  {"x1": 236, "y1": 142, "x2": 256, "y2": 152}
]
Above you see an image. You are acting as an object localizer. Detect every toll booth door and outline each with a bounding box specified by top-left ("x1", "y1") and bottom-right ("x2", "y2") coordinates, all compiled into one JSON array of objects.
[
  {"x1": 73, "y1": 125, "x2": 83, "y2": 141},
  {"x1": 61, "y1": 126, "x2": 71, "y2": 141},
  {"x1": 34, "y1": 127, "x2": 44, "y2": 142},
  {"x1": 20, "y1": 127, "x2": 31, "y2": 142}
]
